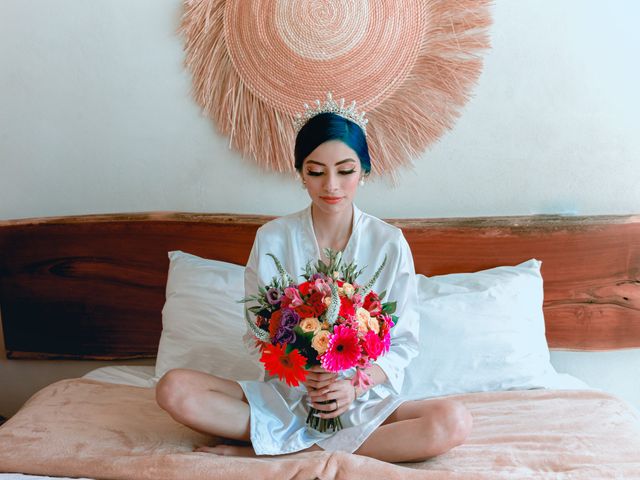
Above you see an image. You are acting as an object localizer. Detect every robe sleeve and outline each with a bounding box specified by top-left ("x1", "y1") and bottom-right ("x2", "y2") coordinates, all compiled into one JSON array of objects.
[
  {"x1": 372, "y1": 232, "x2": 420, "y2": 395},
  {"x1": 243, "y1": 232, "x2": 266, "y2": 378}
]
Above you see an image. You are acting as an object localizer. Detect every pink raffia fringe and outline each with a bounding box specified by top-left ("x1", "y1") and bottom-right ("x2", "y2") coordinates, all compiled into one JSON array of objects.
[{"x1": 179, "y1": 0, "x2": 492, "y2": 181}]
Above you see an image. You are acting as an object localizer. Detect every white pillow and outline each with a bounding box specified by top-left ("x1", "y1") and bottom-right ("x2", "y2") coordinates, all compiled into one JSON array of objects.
[
  {"x1": 403, "y1": 259, "x2": 588, "y2": 399},
  {"x1": 155, "y1": 251, "x2": 263, "y2": 382}
]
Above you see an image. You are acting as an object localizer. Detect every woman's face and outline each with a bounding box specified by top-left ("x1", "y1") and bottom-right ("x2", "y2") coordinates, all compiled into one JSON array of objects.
[{"x1": 301, "y1": 140, "x2": 363, "y2": 217}]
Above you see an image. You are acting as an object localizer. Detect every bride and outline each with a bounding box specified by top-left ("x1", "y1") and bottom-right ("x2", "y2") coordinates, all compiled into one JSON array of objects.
[{"x1": 155, "y1": 93, "x2": 472, "y2": 463}]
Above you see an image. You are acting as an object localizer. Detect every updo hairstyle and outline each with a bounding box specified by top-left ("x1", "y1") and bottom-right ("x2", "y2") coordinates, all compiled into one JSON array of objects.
[{"x1": 294, "y1": 112, "x2": 371, "y2": 174}]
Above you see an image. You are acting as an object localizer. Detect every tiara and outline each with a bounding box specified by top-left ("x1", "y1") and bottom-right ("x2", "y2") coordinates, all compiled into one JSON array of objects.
[{"x1": 292, "y1": 91, "x2": 368, "y2": 136}]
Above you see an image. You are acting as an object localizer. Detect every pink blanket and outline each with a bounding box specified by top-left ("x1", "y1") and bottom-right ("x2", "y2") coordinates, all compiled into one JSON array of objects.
[{"x1": 1, "y1": 379, "x2": 639, "y2": 479}]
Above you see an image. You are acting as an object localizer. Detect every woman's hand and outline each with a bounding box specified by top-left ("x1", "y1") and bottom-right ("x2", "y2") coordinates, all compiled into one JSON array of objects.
[
  {"x1": 304, "y1": 366, "x2": 357, "y2": 419},
  {"x1": 303, "y1": 365, "x2": 337, "y2": 392}
]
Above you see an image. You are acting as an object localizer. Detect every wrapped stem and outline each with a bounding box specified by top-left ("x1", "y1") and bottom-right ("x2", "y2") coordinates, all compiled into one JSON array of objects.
[{"x1": 305, "y1": 401, "x2": 343, "y2": 433}]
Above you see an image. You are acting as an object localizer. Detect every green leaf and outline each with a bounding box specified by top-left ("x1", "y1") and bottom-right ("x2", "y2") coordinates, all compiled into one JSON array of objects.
[
  {"x1": 382, "y1": 301, "x2": 397, "y2": 315},
  {"x1": 238, "y1": 294, "x2": 262, "y2": 304},
  {"x1": 326, "y1": 283, "x2": 340, "y2": 325},
  {"x1": 267, "y1": 253, "x2": 295, "y2": 286},
  {"x1": 359, "y1": 255, "x2": 387, "y2": 296}
]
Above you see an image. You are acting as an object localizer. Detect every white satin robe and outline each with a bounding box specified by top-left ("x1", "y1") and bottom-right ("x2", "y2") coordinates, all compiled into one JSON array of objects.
[{"x1": 238, "y1": 204, "x2": 420, "y2": 455}]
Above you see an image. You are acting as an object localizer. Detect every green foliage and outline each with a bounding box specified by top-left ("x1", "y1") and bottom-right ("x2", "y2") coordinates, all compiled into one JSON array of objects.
[
  {"x1": 267, "y1": 253, "x2": 295, "y2": 286},
  {"x1": 326, "y1": 282, "x2": 340, "y2": 326},
  {"x1": 290, "y1": 327, "x2": 320, "y2": 368},
  {"x1": 244, "y1": 249, "x2": 393, "y2": 342},
  {"x1": 303, "y1": 248, "x2": 366, "y2": 285},
  {"x1": 381, "y1": 301, "x2": 397, "y2": 315},
  {"x1": 244, "y1": 310, "x2": 270, "y2": 341},
  {"x1": 359, "y1": 254, "x2": 387, "y2": 297}
]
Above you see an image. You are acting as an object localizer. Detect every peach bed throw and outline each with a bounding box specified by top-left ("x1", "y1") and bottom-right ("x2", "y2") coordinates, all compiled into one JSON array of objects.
[{"x1": 1, "y1": 379, "x2": 639, "y2": 480}]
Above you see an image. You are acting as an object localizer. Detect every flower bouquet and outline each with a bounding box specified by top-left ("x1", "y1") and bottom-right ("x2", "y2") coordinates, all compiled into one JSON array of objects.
[{"x1": 243, "y1": 249, "x2": 398, "y2": 433}]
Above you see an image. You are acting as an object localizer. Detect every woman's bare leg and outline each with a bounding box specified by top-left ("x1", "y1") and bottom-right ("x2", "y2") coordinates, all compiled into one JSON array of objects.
[
  {"x1": 354, "y1": 398, "x2": 472, "y2": 463},
  {"x1": 155, "y1": 369, "x2": 251, "y2": 442},
  {"x1": 156, "y1": 369, "x2": 470, "y2": 461},
  {"x1": 155, "y1": 368, "x2": 323, "y2": 457}
]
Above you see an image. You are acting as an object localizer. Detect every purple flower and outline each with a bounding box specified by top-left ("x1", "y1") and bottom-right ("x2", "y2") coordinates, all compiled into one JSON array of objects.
[
  {"x1": 275, "y1": 328, "x2": 296, "y2": 345},
  {"x1": 280, "y1": 308, "x2": 300, "y2": 328},
  {"x1": 266, "y1": 287, "x2": 282, "y2": 305},
  {"x1": 274, "y1": 308, "x2": 299, "y2": 345}
]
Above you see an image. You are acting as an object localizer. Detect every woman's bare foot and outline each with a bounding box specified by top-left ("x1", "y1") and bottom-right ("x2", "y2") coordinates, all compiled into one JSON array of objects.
[
  {"x1": 194, "y1": 443, "x2": 324, "y2": 457},
  {"x1": 194, "y1": 445, "x2": 257, "y2": 457}
]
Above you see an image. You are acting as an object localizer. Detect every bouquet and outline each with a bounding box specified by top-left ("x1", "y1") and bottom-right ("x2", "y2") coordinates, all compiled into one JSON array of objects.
[{"x1": 243, "y1": 249, "x2": 398, "y2": 433}]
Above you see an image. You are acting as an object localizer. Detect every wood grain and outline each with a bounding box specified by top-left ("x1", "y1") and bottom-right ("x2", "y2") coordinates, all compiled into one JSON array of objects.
[{"x1": 0, "y1": 212, "x2": 639, "y2": 359}]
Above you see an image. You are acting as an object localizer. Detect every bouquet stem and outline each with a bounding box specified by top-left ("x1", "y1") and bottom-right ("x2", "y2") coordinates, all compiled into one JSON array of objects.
[{"x1": 305, "y1": 400, "x2": 343, "y2": 433}]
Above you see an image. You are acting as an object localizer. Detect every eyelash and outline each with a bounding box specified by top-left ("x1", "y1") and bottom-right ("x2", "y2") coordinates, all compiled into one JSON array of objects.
[{"x1": 306, "y1": 169, "x2": 356, "y2": 177}]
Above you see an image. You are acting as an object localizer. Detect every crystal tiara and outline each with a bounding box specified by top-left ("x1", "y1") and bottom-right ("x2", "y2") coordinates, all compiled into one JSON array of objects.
[{"x1": 292, "y1": 91, "x2": 368, "y2": 136}]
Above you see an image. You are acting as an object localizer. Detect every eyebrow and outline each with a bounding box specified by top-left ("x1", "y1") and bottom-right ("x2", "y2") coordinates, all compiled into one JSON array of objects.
[{"x1": 305, "y1": 158, "x2": 357, "y2": 167}]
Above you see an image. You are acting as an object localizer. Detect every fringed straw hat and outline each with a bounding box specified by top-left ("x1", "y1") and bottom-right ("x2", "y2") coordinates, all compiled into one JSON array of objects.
[{"x1": 180, "y1": 0, "x2": 492, "y2": 178}]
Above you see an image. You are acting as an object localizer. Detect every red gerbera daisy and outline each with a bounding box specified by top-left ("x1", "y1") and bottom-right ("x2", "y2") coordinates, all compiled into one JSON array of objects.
[
  {"x1": 260, "y1": 343, "x2": 308, "y2": 387},
  {"x1": 321, "y1": 324, "x2": 361, "y2": 372}
]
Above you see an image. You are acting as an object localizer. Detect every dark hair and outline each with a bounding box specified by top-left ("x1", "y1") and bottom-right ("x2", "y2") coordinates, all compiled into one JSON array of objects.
[{"x1": 294, "y1": 112, "x2": 371, "y2": 174}]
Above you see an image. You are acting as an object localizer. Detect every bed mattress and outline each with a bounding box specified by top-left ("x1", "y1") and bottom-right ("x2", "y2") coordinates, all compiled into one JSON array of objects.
[{"x1": 1, "y1": 366, "x2": 639, "y2": 479}]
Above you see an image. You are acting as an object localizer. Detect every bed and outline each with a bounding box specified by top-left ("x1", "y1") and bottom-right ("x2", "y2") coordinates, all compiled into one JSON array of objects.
[{"x1": 1, "y1": 211, "x2": 640, "y2": 479}]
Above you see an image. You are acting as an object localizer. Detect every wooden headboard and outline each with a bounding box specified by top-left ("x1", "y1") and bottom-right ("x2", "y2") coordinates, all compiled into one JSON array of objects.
[{"x1": 1, "y1": 212, "x2": 639, "y2": 360}]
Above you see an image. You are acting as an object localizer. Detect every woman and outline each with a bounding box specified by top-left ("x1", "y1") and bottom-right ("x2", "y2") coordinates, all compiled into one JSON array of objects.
[{"x1": 156, "y1": 96, "x2": 472, "y2": 463}]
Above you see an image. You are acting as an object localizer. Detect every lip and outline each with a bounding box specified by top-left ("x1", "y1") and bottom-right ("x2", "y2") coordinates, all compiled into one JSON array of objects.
[{"x1": 319, "y1": 196, "x2": 344, "y2": 205}]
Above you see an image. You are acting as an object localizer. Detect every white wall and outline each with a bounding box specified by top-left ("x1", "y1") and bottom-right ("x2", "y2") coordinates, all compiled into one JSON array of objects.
[{"x1": 1, "y1": 0, "x2": 639, "y2": 416}]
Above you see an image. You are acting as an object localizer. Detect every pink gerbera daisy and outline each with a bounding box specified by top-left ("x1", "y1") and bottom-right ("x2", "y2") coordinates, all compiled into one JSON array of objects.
[
  {"x1": 381, "y1": 331, "x2": 391, "y2": 354},
  {"x1": 321, "y1": 324, "x2": 361, "y2": 372}
]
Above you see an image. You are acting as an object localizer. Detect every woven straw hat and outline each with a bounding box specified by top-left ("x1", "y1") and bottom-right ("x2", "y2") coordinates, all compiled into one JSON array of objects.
[{"x1": 180, "y1": 0, "x2": 491, "y2": 177}]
